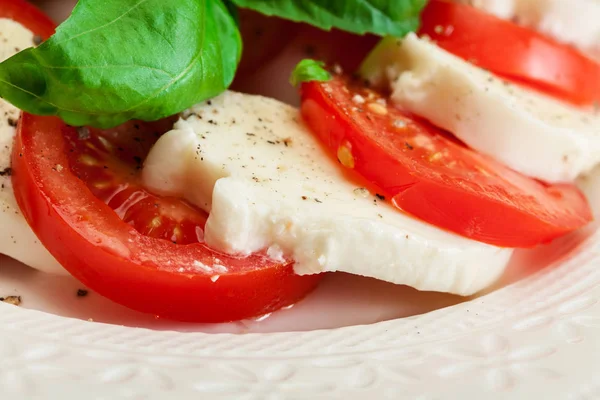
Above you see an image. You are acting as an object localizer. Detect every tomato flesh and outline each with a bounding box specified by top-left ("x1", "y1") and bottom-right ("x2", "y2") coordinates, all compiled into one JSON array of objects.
[
  {"x1": 12, "y1": 114, "x2": 321, "y2": 322},
  {"x1": 419, "y1": 0, "x2": 600, "y2": 107},
  {"x1": 66, "y1": 119, "x2": 209, "y2": 245},
  {"x1": 300, "y1": 74, "x2": 592, "y2": 248}
]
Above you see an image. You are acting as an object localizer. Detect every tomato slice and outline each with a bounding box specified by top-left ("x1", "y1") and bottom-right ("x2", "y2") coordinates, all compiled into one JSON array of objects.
[
  {"x1": 418, "y1": 0, "x2": 600, "y2": 107},
  {"x1": 11, "y1": 114, "x2": 321, "y2": 322},
  {"x1": 1, "y1": 0, "x2": 55, "y2": 40},
  {"x1": 300, "y1": 74, "x2": 592, "y2": 248}
]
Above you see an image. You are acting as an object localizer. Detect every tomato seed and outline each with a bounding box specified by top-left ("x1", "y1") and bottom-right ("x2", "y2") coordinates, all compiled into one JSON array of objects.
[
  {"x1": 337, "y1": 145, "x2": 355, "y2": 168},
  {"x1": 80, "y1": 154, "x2": 98, "y2": 166},
  {"x1": 367, "y1": 102, "x2": 388, "y2": 115}
]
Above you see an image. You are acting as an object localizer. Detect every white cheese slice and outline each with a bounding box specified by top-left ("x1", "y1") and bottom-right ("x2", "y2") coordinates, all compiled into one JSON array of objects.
[
  {"x1": 577, "y1": 165, "x2": 600, "y2": 218},
  {"x1": 360, "y1": 34, "x2": 600, "y2": 183},
  {"x1": 142, "y1": 91, "x2": 513, "y2": 296},
  {"x1": 455, "y1": 0, "x2": 600, "y2": 61},
  {"x1": 0, "y1": 19, "x2": 65, "y2": 274}
]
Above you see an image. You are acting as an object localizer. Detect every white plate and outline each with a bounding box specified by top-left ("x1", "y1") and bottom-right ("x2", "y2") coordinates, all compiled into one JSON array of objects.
[{"x1": 1, "y1": 225, "x2": 599, "y2": 399}]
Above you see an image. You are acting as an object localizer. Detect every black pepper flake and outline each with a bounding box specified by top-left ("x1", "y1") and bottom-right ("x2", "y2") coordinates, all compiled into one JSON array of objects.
[
  {"x1": 267, "y1": 140, "x2": 276, "y2": 145},
  {"x1": 304, "y1": 45, "x2": 316, "y2": 56},
  {"x1": 405, "y1": 142, "x2": 414, "y2": 150},
  {"x1": 77, "y1": 289, "x2": 89, "y2": 297},
  {"x1": 7, "y1": 117, "x2": 17, "y2": 127},
  {"x1": 252, "y1": 26, "x2": 265, "y2": 38},
  {"x1": 208, "y1": 119, "x2": 217, "y2": 125},
  {"x1": 314, "y1": 198, "x2": 322, "y2": 203},
  {"x1": 133, "y1": 156, "x2": 142, "y2": 169},
  {"x1": 207, "y1": 100, "x2": 212, "y2": 106},
  {"x1": 246, "y1": 132, "x2": 255, "y2": 137},
  {"x1": 375, "y1": 193, "x2": 385, "y2": 201},
  {"x1": 0, "y1": 296, "x2": 21, "y2": 306},
  {"x1": 0, "y1": 167, "x2": 11, "y2": 177},
  {"x1": 32, "y1": 35, "x2": 43, "y2": 46}
]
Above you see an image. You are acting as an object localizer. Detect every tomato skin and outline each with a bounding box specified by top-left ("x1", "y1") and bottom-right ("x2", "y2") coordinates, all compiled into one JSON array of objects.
[
  {"x1": 300, "y1": 74, "x2": 592, "y2": 248},
  {"x1": 1, "y1": 0, "x2": 55, "y2": 40},
  {"x1": 419, "y1": 0, "x2": 600, "y2": 106},
  {"x1": 12, "y1": 114, "x2": 321, "y2": 322}
]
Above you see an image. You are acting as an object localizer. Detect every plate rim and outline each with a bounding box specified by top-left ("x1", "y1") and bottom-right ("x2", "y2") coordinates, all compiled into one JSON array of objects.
[{"x1": 1, "y1": 230, "x2": 599, "y2": 399}]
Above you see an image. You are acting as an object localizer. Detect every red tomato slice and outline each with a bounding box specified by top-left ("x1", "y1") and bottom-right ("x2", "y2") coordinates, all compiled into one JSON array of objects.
[
  {"x1": 11, "y1": 114, "x2": 321, "y2": 322},
  {"x1": 418, "y1": 0, "x2": 600, "y2": 107},
  {"x1": 1, "y1": 0, "x2": 55, "y2": 40},
  {"x1": 300, "y1": 74, "x2": 592, "y2": 248}
]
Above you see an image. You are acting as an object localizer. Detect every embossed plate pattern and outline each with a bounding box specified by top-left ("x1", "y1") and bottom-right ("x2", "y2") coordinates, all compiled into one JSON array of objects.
[{"x1": 1, "y1": 229, "x2": 600, "y2": 400}]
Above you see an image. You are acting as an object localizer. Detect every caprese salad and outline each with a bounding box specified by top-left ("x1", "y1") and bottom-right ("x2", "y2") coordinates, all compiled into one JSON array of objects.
[{"x1": 0, "y1": 0, "x2": 598, "y2": 322}]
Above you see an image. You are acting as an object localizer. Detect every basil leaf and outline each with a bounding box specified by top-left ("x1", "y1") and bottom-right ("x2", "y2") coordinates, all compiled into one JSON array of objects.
[
  {"x1": 0, "y1": 0, "x2": 242, "y2": 128},
  {"x1": 230, "y1": 0, "x2": 427, "y2": 37},
  {"x1": 290, "y1": 59, "x2": 331, "y2": 87}
]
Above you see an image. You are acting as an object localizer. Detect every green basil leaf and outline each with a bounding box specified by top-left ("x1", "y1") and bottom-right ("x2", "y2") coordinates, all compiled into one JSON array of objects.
[
  {"x1": 290, "y1": 59, "x2": 331, "y2": 87},
  {"x1": 230, "y1": 0, "x2": 427, "y2": 37},
  {"x1": 0, "y1": 0, "x2": 242, "y2": 128}
]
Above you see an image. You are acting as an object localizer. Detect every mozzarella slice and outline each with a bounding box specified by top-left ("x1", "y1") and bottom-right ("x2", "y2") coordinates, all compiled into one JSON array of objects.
[
  {"x1": 360, "y1": 34, "x2": 600, "y2": 184},
  {"x1": 0, "y1": 19, "x2": 65, "y2": 274},
  {"x1": 142, "y1": 91, "x2": 513, "y2": 296},
  {"x1": 577, "y1": 165, "x2": 600, "y2": 218},
  {"x1": 455, "y1": 0, "x2": 600, "y2": 61}
]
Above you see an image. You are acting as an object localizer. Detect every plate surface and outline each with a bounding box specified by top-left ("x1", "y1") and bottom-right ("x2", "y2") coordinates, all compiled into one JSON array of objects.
[{"x1": 1, "y1": 226, "x2": 600, "y2": 399}]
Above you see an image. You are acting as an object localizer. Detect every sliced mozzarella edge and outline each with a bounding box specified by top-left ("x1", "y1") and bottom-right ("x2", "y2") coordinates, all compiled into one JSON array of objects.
[
  {"x1": 0, "y1": 102, "x2": 64, "y2": 274},
  {"x1": 0, "y1": 19, "x2": 65, "y2": 274},
  {"x1": 0, "y1": 197, "x2": 65, "y2": 275},
  {"x1": 207, "y1": 177, "x2": 512, "y2": 296},
  {"x1": 360, "y1": 33, "x2": 600, "y2": 183},
  {"x1": 577, "y1": 165, "x2": 600, "y2": 218}
]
